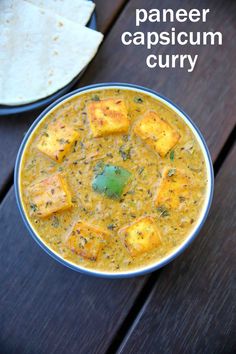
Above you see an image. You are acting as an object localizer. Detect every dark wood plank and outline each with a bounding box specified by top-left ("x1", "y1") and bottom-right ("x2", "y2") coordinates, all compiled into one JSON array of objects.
[
  {"x1": 0, "y1": 188, "x2": 146, "y2": 354},
  {"x1": 0, "y1": 109, "x2": 41, "y2": 197},
  {"x1": 119, "y1": 144, "x2": 236, "y2": 354},
  {"x1": 0, "y1": 0, "x2": 128, "y2": 196},
  {"x1": 94, "y1": 0, "x2": 128, "y2": 34}
]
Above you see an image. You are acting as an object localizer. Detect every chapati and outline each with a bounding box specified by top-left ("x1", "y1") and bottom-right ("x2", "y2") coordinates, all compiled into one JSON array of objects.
[
  {"x1": 26, "y1": 0, "x2": 95, "y2": 26},
  {"x1": 0, "y1": 0, "x2": 103, "y2": 105}
]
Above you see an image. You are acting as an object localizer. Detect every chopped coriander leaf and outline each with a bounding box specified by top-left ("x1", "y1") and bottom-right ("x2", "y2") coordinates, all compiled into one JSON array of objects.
[
  {"x1": 122, "y1": 135, "x2": 129, "y2": 142},
  {"x1": 167, "y1": 168, "x2": 176, "y2": 177},
  {"x1": 179, "y1": 196, "x2": 186, "y2": 203},
  {"x1": 52, "y1": 216, "x2": 60, "y2": 228},
  {"x1": 106, "y1": 153, "x2": 113, "y2": 158},
  {"x1": 162, "y1": 210, "x2": 170, "y2": 217},
  {"x1": 138, "y1": 167, "x2": 144, "y2": 175},
  {"x1": 57, "y1": 138, "x2": 69, "y2": 145},
  {"x1": 91, "y1": 95, "x2": 100, "y2": 101},
  {"x1": 134, "y1": 97, "x2": 144, "y2": 104},
  {"x1": 170, "y1": 150, "x2": 175, "y2": 161},
  {"x1": 119, "y1": 144, "x2": 132, "y2": 161},
  {"x1": 107, "y1": 223, "x2": 116, "y2": 230},
  {"x1": 30, "y1": 203, "x2": 38, "y2": 212},
  {"x1": 157, "y1": 206, "x2": 170, "y2": 217}
]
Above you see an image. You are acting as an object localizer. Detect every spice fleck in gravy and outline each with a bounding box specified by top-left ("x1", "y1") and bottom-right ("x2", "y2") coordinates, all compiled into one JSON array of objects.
[{"x1": 20, "y1": 89, "x2": 208, "y2": 272}]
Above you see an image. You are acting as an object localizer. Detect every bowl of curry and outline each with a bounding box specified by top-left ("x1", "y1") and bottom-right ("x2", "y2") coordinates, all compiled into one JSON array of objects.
[{"x1": 15, "y1": 83, "x2": 214, "y2": 277}]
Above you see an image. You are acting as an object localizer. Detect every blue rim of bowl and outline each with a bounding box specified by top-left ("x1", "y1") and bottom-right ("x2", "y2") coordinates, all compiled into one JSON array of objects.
[
  {"x1": 14, "y1": 83, "x2": 214, "y2": 278},
  {"x1": 0, "y1": 0, "x2": 96, "y2": 116}
]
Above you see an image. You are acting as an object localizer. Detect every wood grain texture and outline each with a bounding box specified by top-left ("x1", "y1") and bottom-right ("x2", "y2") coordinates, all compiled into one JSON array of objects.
[
  {"x1": 0, "y1": 189, "x2": 146, "y2": 354},
  {"x1": 119, "y1": 144, "x2": 236, "y2": 354},
  {"x1": 94, "y1": 0, "x2": 128, "y2": 34},
  {"x1": 0, "y1": 109, "x2": 42, "y2": 196}
]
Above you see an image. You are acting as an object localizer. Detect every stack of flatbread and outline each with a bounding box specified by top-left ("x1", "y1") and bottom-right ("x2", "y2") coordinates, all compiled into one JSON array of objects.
[{"x1": 0, "y1": 0, "x2": 103, "y2": 106}]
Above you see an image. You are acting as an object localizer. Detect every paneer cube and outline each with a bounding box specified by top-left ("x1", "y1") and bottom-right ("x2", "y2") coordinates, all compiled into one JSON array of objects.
[
  {"x1": 66, "y1": 221, "x2": 108, "y2": 261},
  {"x1": 134, "y1": 111, "x2": 180, "y2": 157},
  {"x1": 28, "y1": 174, "x2": 72, "y2": 217},
  {"x1": 155, "y1": 168, "x2": 192, "y2": 209},
  {"x1": 119, "y1": 217, "x2": 162, "y2": 257},
  {"x1": 87, "y1": 98, "x2": 130, "y2": 137},
  {"x1": 37, "y1": 121, "x2": 79, "y2": 162}
]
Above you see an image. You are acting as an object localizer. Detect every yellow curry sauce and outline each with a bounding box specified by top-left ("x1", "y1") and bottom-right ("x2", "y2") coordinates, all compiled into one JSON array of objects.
[{"x1": 20, "y1": 89, "x2": 208, "y2": 272}]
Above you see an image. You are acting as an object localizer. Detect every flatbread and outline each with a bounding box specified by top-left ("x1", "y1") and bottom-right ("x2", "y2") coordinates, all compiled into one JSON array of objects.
[
  {"x1": 0, "y1": 0, "x2": 103, "y2": 105},
  {"x1": 26, "y1": 0, "x2": 95, "y2": 26}
]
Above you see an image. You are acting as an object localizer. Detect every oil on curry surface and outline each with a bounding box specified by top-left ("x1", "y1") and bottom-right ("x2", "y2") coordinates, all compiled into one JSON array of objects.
[{"x1": 20, "y1": 89, "x2": 207, "y2": 272}]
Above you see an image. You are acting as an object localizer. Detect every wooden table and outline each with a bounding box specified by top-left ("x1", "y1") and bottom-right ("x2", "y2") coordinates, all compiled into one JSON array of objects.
[{"x1": 0, "y1": 1, "x2": 235, "y2": 353}]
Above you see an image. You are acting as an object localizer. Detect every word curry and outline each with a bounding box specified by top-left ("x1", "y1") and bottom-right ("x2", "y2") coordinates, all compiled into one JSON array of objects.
[{"x1": 121, "y1": 8, "x2": 223, "y2": 72}]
